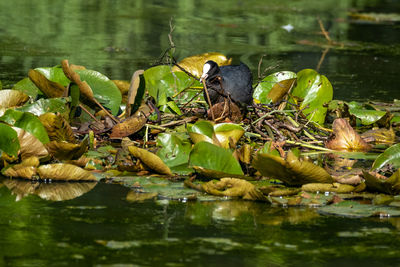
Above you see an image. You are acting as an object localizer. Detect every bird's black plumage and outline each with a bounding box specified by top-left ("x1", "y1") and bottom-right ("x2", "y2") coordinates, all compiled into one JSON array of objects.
[{"x1": 200, "y1": 60, "x2": 253, "y2": 106}]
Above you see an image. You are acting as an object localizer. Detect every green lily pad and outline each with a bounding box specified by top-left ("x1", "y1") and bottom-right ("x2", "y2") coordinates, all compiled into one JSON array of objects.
[
  {"x1": 13, "y1": 77, "x2": 41, "y2": 98},
  {"x1": 35, "y1": 66, "x2": 71, "y2": 87},
  {"x1": 348, "y1": 101, "x2": 387, "y2": 125},
  {"x1": 0, "y1": 123, "x2": 20, "y2": 157},
  {"x1": 372, "y1": 143, "x2": 400, "y2": 170},
  {"x1": 318, "y1": 201, "x2": 400, "y2": 218},
  {"x1": 0, "y1": 109, "x2": 49, "y2": 144},
  {"x1": 74, "y1": 69, "x2": 122, "y2": 116},
  {"x1": 17, "y1": 97, "x2": 70, "y2": 117},
  {"x1": 292, "y1": 69, "x2": 333, "y2": 124},
  {"x1": 156, "y1": 133, "x2": 193, "y2": 175},
  {"x1": 253, "y1": 71, "x2": 296, "y2": 104},
  {"x1": 189, "y1": 141, "x2": 244, "y2": 176}
]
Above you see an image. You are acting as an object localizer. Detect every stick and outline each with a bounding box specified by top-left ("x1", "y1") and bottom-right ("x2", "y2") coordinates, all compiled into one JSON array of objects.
[{"x1": 201, "y1": 80, "x2": 215, "y2": 121}]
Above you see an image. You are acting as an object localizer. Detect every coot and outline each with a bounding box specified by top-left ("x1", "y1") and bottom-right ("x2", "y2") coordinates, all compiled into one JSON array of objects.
[{"x1": 200, "y1": 60, "x2": 253, "y2": 106}]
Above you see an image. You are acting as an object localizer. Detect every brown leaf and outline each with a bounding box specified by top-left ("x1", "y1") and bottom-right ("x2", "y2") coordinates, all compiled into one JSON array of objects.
[
  {"x1": 37, "y1": 163, "x2": 97, "y2": 181},
  {"x1": 61, "y1": 59, "x2": 94, "y2": 101},
  {"x1": 39, "y1": 113, "x2": 76, "y2": 142},
  {"x1": 325, "y1": 118, "x2": 372, "y2": 151},
  {"x1": 363, "y1": 170, "x2": 400, "y2": 195},
  {"x1": 45, "y1": 139, "x2": 88, "y2": 160},
  {"x1": 28, "y1": 69, "x2": 66, "y2": 98},
  {"x1": 110, "y1": 102, "x2": 150, "y2": 139},
  {"x1": 267, "y1": 78, "x2": 297, "y2": 104},
  {"x1": 126, "y1": 191, "x2": 158, "y2": 202},
  {"x1": 125, "y1": 70, "x2": 145, "y2": 117},
  {"x1": 13, "y1": 127, "x2": 49, "y2": 160},
  {"x1": 127, "y1": 146, "x2": 172, "y2": 176},
  {"x1": 252, "y1": 151, "x2": 333, "y2": 186},
  {"x1": 0, "y1": 90, "x2": 29, "y2": 108},
  {"x1": 361, "y1": 127, "x2": 396, "y2": 145}
]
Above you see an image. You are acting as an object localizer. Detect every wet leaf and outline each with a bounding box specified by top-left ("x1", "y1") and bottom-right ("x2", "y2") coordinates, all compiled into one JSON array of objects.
[
  {"x1": 17, "y1": 97, "x2": 70, "y2": 117},
  {"x1": 156, "y1": 133, "x2": 193, "y2": 175},
  {"x1": 189, "y1": 142, "x2": 244, "y2": 176},
  {"x1": 172, "y1": 52, "x2": 232, "y2": 78},
  {"x1": 372, "y1": 143, "x2": 400, "y2": 170},
  {"x1": 0, "y1": 123, "x2": 20, "y2": 157},
  {"x1": 214, "y1": 123, "x2": 245, "y2": 149},
  {"x1": 28, "y1": 69, "x2": 66, "y2": 98},
  {"x1": 188, "y1": 120, "x2": 215, "y2": 144},
  {"x1": 202, "y1": 178, "x2": 268, "y2": 201},
  {"x1": 128, "y1": 146, "x2": 172, "y2": 176},
  {"x1": 252, "y1": 151, "x2": 333, "y2": 186},
  {"x1": 301, "y1": 183, "x2": 355, "y2": 193},
  {"x1": 253, "y1": 71, "x2": 296, "y2": 104},
  {"x1": 13, "y1": 77, "x2": 41, "y2": 98},
  {"x1": 39, "y1": 113, "x2": 75, "y2": 142},
  {"x1": 292, "y1": 69, "x2": 333, "y2": 124},
  {"x1": 0, "y1": 89, "x2": 29, "y2": 109},
  {"x1": 126, "y1": 191, "x2": 158, "y2": 202},
  {"x1": 13, "y1": 127, "x2": 48, "y2": 159},
  {"x1": 325, "y1": 118, "x2": 372, "y2": 152},
  {"x1": 348, "y1": 101, "x2": 387, "y2": 125},
  {"x1": 363, "y1": 170, "x2": 400, "y2": 195},
  {"x1": 2, "y1": 157, "x2": 39, "y2": 179},
  {"x1": 110, "y1": 102, "x2": 150, "y2": 139},
  {"x1": 62, "y1": 60, "x2": 122, "y2": 116},
  {"x1": 37, "y1": 163, "x2": 97, "y2": 181},
  {"x1": 0, "y1": 109, "x2": 49, "y2": 144},
  {"x1": 318, "y1": 201, "x2": 400, "y2": 218}
]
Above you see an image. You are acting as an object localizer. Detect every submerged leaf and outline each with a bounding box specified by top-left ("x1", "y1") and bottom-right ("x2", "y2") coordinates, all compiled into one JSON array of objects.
[
  {"x1": 37, "y1": 163, "x2": 97, "y2": 181},
  {"x1": 318, "y1": 201, "x2": 400, "y2": 218},
  {"x1": 325, "y1": 118, "x2": 372, "y2": 152},
  {"x1": 252, "y1": 151, "x2": 333, "y2": 186},
  {"x1": 128, "y1": 146, "x2": 172, "y2": 176}
]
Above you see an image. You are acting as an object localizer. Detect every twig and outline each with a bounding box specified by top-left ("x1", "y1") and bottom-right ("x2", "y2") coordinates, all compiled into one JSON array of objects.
[
  {"x1": 318, "y1": 18, "x2": 332, "y2": 43},
  {"x1": 79, "y1": 104, "x2": 100, "y2": 123},
  {"x1": 201, "y1": 80, "x2": 215, "y2": 121}
]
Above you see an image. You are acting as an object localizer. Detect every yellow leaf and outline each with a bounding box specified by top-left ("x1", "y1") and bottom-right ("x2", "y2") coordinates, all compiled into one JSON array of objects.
[
  {"x1": 28, "y1": 69, "x2": 66, "y2": 98},
  {"x1": 172, "y1": 52, "x2": 232, "y2": 78},
  {"x1": 37, "y1": 163, "x2": 97, "y2": 181},
  {"x1": 128, "y1": 146, "x2": 172, "y2": 176}
]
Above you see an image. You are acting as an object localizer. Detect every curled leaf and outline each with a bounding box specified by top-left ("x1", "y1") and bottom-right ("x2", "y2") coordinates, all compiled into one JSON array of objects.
[
  {"x1": 363, "y1": 170, "x2": 400, "y2": 195},
  {"x1": 128, "y1": 146, "x2": 172, "y2": 176},
  {"x1": 252, "y1": 151, "x2": 333, "y2": 186},
  {"x1": 39, "y1": 113, "x2": 76, "y2": 142},
  {"x1": 13, "y1": 127, "x2": 48, "y2": 160},
  {"x1": 0, "y1": 90, "x2": 29, "y2": 110},
  {"x1": 325, "y1": 118, "x2": 372, "y2": 152},
  {"x1": 28, "y1": 69, "x2": 66, "y2": 98},
  {"x1": 37, "y1": 163, "x2": 97, "y2": 181}
]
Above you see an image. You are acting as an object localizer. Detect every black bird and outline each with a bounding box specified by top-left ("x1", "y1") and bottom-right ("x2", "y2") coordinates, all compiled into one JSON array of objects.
[{"x1": 200, "y1": 60, "x2": 253, "y2": 106}]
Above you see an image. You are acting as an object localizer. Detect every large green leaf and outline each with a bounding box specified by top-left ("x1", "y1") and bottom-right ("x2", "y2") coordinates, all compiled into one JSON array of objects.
[
  {"x1": 292, "y1": 69, "x2": 333, "y2": 124},
  {"x1": 156, "y1": 133, "x2": 193, "y2": 175},
  {"x1": 189, "y1": 142, "x2": 244, "y2": 176},
  {"x1": 0, "y1": 123, "x2": 19, "y2": 157},
  {"x1": 36, "y1": 66, "x2": 71, "y2": 87},
  {"x1": 253, "y1": 71, "x2": 296, "y2": 104},
  {"x1": 348, "y1": 101, "x2": 387, "y2": 125},
  {"x1": 0, "y1": 109, "x2": 49, "y2": 144},
  {"x1": 17, "y1": 98, "x2": 70, "y2": 117},
  {"x1": 13, "y1": 77, "x2": 41, "y2": 98},
  {"x1": 372, "y1": 143, "x2": 400, "y2": 170},
  {"x1": 74, "y1": 69, "x2": 122, "y2": 116}
]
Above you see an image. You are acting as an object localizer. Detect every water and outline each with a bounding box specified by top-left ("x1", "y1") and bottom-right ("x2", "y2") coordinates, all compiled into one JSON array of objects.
[
  {"x1": 1, "y1": 0, "x2": 400, "y2": 265},
  {"x1": 2, "y1": 181, "x2": 400, "y2": 266}
]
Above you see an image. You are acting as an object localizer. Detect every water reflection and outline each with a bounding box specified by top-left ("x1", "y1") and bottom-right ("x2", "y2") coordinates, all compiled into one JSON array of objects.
[{"x1": 1, "y1": 178, "x2": 97, "y2": 201}]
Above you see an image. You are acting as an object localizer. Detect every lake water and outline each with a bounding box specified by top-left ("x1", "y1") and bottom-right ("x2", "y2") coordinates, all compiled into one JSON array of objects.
[{"x1": 1, "y1": 0, "x2": 400, "y2": 266}]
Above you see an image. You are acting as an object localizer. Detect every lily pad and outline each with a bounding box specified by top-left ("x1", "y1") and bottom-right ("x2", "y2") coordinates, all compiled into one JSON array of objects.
[
  {"x1": 253, "y1": 71, "x2": 296, "y2": 104},
  {"x1": 189, "y1": 142, "x2": 244, "y2": 176},
  {"x1": 156, "y1": 133, "x2": 193, "y2": 175},
  {"x1": 291, "y1": 69, "x2": 333, "y2": 124},
  {"x1": 17, "y1": 98, "x2": 70, "y2": 117},
  {"x1": 372, "y1": 143, "x2": 400, "y2": 170},
  {"x1": 252, "y1": 151, "x2": 333, "y2": 186},
  {"x1": 318, "y1": 201, "x2": 400, "y2": 218},
  {"x1": 0, "y1": 123, "x2": 20, "y2": 157},
  {"x1": 348, "y1": 101, "x2": 387, "y2": 125},
  {"x1": 0, "y1": 109, "x2": 50, "y2": 144},
  {"x1": 13, "y1": 77, "x2": 41, "y2": 98}
]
